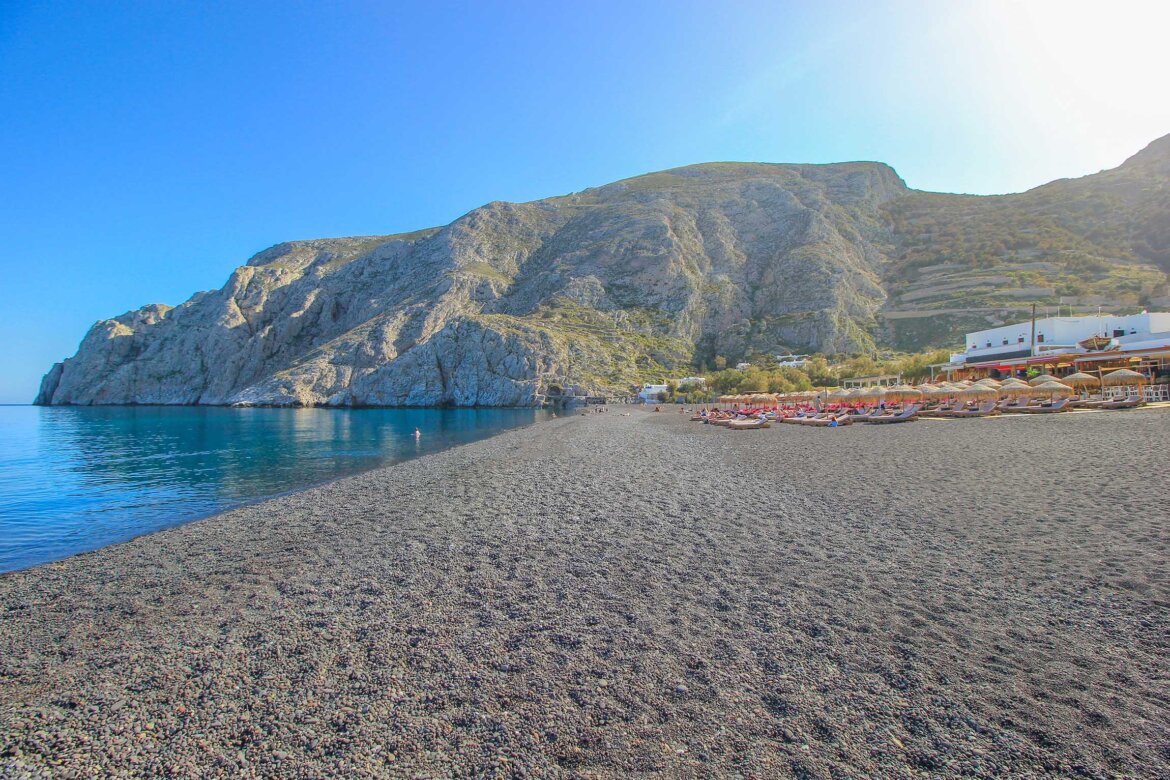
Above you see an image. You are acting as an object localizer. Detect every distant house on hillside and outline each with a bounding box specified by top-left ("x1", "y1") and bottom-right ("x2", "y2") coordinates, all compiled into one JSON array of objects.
[
  {"x1": 775, "y1": 354, "x2": 811, "y2": 368},
  {"x1": 735, "y1": 362, "x2": 752, "y2": 371},
  {"x1": 637, "y1": 383, "x2": 669, "y2": 403}
]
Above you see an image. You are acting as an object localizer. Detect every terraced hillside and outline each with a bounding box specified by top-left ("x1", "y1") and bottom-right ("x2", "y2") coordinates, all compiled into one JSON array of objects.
[{"x1": 880, "y1": 133, "x2": 1170, "y2": 349}]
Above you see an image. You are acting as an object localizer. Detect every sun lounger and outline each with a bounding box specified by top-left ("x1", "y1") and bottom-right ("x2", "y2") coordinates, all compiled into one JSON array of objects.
[
  {"x1": 861, "y1": 404, "x2": 920, "y2": 424},
  {"x1": 947, "y1": 401, "x2": 1000, "y2": 418},
  {"x1": 801, "y1": 413, "x2": 853, "y2": 427},
  {"x1": 1100, "y1": 395, "x2": 1145, "y2": 410},
  {"x1": 1006, "y1": 398, "x2": 1071, "y2": 414},
  {"x1": 726, "y1": 418, "x2": 771, "y2": 429}
]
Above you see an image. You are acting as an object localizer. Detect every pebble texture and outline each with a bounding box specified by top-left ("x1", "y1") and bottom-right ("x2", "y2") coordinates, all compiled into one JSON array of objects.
[{"x1": 1, "y1": 409, "x2": 1168, "y2": 778}]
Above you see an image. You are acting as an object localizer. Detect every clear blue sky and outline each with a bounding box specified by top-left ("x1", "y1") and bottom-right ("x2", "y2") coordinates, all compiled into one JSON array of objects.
[{"x1": 2, "y1": 0, "x2": 1168, "y2": 402}]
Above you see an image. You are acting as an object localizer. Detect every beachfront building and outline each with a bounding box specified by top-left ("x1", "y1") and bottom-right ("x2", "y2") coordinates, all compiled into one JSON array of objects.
[
  {"x1": 938, "y1": 311, "x2": 1170, "y2": 394},
  {"x1": 953, "y1": 312, "x2": 1170, "y2": 365}
]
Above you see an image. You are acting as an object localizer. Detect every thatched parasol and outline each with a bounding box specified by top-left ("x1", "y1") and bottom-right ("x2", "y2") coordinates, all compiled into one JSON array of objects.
[
  {"x1": 960, "y1": 384, "x2": 999, "y2": 399},
  {"x1": 998, "y1": 379, "x2": 1032, "y2": 397},
  {"x1": 1028, "y1": 373, "x2": 1059, "y2": 386},
  {"x1": 1101, "y1": 368, "x2": 1148, "y2": 386},
  {"x1": 974, "y1": 377, "x2": 1002, "y2": 389},
  {"x1": 1032, "y1": 380, "x2": 1074, "y2": 398},
  {"x1": 1062, "y1": 371, "x2": 1099, "y2": 388},
  {"x1": 886, "y1": 384, "x2": 923, "y2": 402}
]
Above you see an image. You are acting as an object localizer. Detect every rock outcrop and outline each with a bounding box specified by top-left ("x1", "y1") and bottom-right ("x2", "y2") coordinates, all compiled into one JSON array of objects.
[{"x1": 36, "y1": 137, "x2": 1170, "y2": 406}]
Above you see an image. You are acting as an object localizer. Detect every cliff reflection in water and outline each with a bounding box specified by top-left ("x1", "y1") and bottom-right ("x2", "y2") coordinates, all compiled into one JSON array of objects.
[{"x1": 0, "y1": 405, "x2": 547, "y2": 573}]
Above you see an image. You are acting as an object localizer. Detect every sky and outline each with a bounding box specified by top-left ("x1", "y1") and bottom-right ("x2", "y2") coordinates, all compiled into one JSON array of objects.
[{"x1": 2, "y1": 0, "x2": 1168, "y2": 403}]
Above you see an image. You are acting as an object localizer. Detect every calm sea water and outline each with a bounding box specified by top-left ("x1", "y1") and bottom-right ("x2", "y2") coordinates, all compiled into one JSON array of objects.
[{"x1": 0, "y1": 405, "x2": 549, "y2": 573}]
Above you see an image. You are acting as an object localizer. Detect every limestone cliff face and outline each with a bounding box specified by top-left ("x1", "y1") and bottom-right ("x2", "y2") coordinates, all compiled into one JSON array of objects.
[
  {"x1": 37, "y1": 161, "x2": 907, "y2": 406},
  {"x1": 36, "y1": 138, "x2": 1170, "y2": 406}
]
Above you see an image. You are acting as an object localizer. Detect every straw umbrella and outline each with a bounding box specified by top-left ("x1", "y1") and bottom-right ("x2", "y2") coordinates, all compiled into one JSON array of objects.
[
  {"x1": 974, "y1": 377, "x2": 1002, "y2": 389},
  {"x1": 1101, "y1": 368, "x2": 1148, "y2": 399},
  {"x1": 1063, "y1": 371, "x2": 1099, "y2": 388},
  {"x1": 1032, "y1": 380, "x2": 1074, "y2": 400},
  {"x1": 998, "y1": 380, "x2": 1032, "y2": 399},
  {"x1": 960, "y1": 384, "x2": 999, "y2": 400},
  {"x1": 1062, "y1": 371, "x2": 1101, "y2": 399},
  {"x1": 1101, "y1": 368, "x2": 1148, "y2": 386},
  {"x1": 886, "y1": 384, "x2": 923, "y2": 404},
  {"x1": 1028, "y1": 373, "x2": 1059, "y2": 386}
]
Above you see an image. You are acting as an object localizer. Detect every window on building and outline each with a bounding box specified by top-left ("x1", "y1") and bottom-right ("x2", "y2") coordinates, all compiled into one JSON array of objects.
[
  {"x1": 1037, "y1": 334, "x2": 1045, "y2": 343},
  {"x1": 1113, "y1": 329, "x2": 1125, "y2": 337},
  {"x1": 1003, "y1": 338, "x2": 1009, "y2": 345},
  {"x1": 1018, "y1": 335, "x2": 1025, "y2": 343},
  {"x1": 986, "y1": 341, "x2": 992, "y2": 348}
]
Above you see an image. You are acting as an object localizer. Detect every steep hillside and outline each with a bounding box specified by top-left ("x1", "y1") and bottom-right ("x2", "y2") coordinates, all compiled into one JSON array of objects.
[
  {"x1": 880, "y1": 134, "x2": 1170, "y2": 348},
  {"x1": 37, "y1": 162, "x2": 907, "y2": 406},
  {"x1": 36, "y1": 136, "x2": 1170, "y2": 406}
]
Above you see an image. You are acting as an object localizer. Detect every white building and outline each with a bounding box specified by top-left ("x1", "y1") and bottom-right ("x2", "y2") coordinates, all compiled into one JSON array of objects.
[
  {"x1": 675, "y1": 376, "x2": 707, "y2": 387},
  {"x1": 952, "y1": 312, "x2": 1170, "y2": 364},
  {"x1": 775, "y1": 354, "x2": 811, "y2": 368},
  {"x1": 637, "y1": 383, "x2": 669, "y2": 403}
]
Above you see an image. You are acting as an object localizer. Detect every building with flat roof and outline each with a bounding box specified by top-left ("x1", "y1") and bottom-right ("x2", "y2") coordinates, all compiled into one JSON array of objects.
[
  {"x1": 953, "y1": 312, "x2": 1170, "y2": 365},
  {"x1": 935, "y1": 311, "x2": 1170, "y2": 385}
]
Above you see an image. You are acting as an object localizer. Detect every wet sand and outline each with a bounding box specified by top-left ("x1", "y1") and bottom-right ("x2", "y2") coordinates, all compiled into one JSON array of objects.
[{"x1": 1, "y1": 408, "x2": 1168, "y2": 778}]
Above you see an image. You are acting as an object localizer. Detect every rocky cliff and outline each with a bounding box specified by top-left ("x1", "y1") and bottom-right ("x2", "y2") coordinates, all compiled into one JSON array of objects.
[{"x1": 37, "y1": 137, "x2": 1170, "y2": 406}]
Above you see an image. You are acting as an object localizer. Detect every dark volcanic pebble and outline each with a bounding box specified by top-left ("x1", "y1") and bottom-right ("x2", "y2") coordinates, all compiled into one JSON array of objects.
[{"x1": 1, "y1": 408, "x2": 1168, "y2": 778}]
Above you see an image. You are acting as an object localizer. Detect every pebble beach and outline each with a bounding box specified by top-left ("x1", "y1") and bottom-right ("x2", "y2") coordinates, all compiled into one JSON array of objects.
[{"x1": 1, "y1": 408, "x2": 1167, "y2": 778}]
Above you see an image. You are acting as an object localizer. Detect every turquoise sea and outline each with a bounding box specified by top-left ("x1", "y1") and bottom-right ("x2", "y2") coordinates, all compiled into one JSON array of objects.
[{"x1": 0, "y1": 405, "x2": 549, "y2": 573}]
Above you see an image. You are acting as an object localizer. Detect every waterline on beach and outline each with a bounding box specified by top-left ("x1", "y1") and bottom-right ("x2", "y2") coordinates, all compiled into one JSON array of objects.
[{"x1": 0, "y1": 405, "x2": 550, "y2": 573}]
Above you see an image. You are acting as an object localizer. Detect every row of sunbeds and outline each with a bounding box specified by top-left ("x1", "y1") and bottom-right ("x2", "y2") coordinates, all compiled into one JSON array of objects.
[{"x1": 690, "y1": 404, "x2": 921, "y2": 428}]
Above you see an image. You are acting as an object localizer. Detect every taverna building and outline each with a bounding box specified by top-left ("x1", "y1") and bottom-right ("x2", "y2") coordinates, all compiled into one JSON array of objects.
[{"x1": 940, "y1": 311, "x2": 1170, "y2": 392}]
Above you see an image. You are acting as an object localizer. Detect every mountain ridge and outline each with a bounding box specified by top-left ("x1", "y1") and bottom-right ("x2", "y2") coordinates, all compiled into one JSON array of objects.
[{"x1": 37, "y1": 135, "x2": 1170, "y2": 406}]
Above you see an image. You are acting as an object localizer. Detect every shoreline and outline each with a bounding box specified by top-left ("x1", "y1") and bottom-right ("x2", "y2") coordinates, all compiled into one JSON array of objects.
[
  {"x1": 0, "y1": 406, "x2": 558, "y2": 577},
  {"x1": 1, "y1": 410, "x2": 1167, "y2": 777}
]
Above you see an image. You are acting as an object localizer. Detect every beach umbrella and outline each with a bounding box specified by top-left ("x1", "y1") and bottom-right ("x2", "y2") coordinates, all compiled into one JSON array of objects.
[
  {"x1": 1028, "y1": 373, "x2": 1059, "y2": 386},
  {"x1": 974, "y1": 377, "x2": 1002, "y2": 389},
  {"x1": 999, "y1": 381, "x2": 1032, "y2": 397},
  {"x1": 960, "y1": 384, "x2": 998, "y2": 399},
  {"x1": 886, "y1": 384, "x2": 923, "y2": 402},
  {"x1": 1101, "y1": 368, "x2": 1148, "y2": 386},
  {"x1": 1062, "y1": 371, "x2": 1100, "y2": 391},
  {"x1": 1032, "y1": 380, "x2": 1074, "y2": 398}
]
